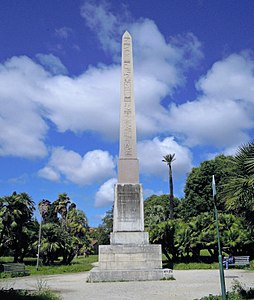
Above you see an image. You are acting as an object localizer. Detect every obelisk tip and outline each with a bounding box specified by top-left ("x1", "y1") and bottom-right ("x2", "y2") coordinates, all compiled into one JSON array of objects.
[{"x1": 123, "y1": 31, "x2": 131, "y2": 38}]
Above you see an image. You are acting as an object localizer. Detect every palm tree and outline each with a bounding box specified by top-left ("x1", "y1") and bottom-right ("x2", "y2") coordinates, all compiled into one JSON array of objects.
[
  {"x1": 162, "y1": 154, "x2": 176, "y2": 219},
  {"x1": 38, "y1": 199, "x2": 51, "y2": 224},
  {"x1": 54, "y1": 193, "x2": 71, "y2": 228},
  {"x1": 223, "y1": 142, "x2": 254, "y2": 224}
]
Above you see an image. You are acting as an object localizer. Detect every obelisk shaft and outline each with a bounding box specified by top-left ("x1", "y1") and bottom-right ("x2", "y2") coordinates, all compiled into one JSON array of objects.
[{"x1": 118, "y1": 31, "x2": 139, "y2": 184}]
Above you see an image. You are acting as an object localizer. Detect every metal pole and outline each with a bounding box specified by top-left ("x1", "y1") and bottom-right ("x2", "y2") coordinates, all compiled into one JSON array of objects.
[
  {"x1": 36, "y1": 216, "x2": 42, "y2": 271},
  {"x1": 212, "y1": 175, "x2": 227, "y2": 300}
]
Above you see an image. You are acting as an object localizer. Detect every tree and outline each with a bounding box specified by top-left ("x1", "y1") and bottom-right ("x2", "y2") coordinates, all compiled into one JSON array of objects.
[
  {"x1": 162, "y1": 154, "x2": 176, "y2": 219},
  {"x1": 91, "y1": 208, "x2": 113, "y2": 246},
  {"x1": 144, "y1": 194, "x2": 180, "y2": 230},
  {"x1": 54, "y1": 193, "x2": 71, "y2": 228},
  {"x1": 0, "y1": 192, "x2": 35, "y2": 262},
  {"x1": 180, "y1": 155, "x2": 236, "y2": 220},
  {"x1": 38, "y1": 199, "x2": 51, "y2": 224},
  {"x1": 37, "y1": 195, "x2": 90, "y2": 265},
  {"x1": 223, "y1": 142, "x2": 254, "y2": 224}
]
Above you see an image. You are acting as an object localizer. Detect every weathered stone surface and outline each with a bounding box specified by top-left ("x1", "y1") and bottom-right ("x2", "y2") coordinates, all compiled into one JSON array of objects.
[
  {"x1": 89, "y1": 268, "x2": 165, "y2": 282},
  {"x1": 98, "y1": 244, "x2": 162, "y2": 270},
  {"x1": 118, "y1": 158, "x2": 139, "y2": 184},
  {"x1": 110, "y1": 231, "x2": 149, "y2": 245},
  {"x1": 118, "y1": 31, "x2": 138, "y2": 184},
  {"x1": 113, "y1": 184, "x2": 144, "y2": 232}
]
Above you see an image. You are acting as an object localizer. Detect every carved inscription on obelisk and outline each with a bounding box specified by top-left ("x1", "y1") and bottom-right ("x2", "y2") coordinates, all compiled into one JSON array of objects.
[{"x1": 118, "y1": 31, "x2": 139, "y2": 184}]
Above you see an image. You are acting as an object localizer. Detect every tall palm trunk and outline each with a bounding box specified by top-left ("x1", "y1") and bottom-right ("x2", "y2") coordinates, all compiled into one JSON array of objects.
[
  {"x1": 162, "y1": 153, "x2": 176, "y2": 219},
  {"x1": 169, "y1": 165, "x2": 174, "y2": 219}
]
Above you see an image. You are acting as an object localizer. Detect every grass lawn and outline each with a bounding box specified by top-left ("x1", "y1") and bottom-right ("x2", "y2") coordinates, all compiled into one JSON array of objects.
[{"x1": 0, "y1": 255, "x2": 98, "y2": 277}]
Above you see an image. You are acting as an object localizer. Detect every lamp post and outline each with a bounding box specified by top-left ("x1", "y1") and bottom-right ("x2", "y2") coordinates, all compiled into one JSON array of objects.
[
  {"x1": 36, "y1": 215, "x2": 42, "y2": 271},
  {"x1": 212, "y1": 175, "x2": 227, "y2": 300}
]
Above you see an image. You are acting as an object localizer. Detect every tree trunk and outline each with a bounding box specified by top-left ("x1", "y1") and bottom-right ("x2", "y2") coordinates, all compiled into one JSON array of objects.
[{"x1": 169, "y1": 166, "x2": 174, "y2": 219}]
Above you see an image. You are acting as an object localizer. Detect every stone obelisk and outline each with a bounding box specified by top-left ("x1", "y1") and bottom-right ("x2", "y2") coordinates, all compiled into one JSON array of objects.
[{"x1": 89, "y1": 32, "x2": 164, "y2": 282}]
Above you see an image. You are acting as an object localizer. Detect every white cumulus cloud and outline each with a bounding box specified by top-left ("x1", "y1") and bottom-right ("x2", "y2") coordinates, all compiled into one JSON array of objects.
[
  {"x1": 0, "y1": 56, "x2": 49, "y2": 158},
  {"x1": 95, "y1": 177, "x2": 117, "y2": 207},
  {"x1": 138, "y1": 137, "x2": 193, "y2": 179},
  {"x1": 38, "y1": 147, "x2": 116, "y2": 185}
]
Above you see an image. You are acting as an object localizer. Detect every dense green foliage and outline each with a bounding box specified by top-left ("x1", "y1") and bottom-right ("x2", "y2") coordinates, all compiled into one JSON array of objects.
[
  {"x1": 0, "y1": 192, "x2": 90, "y2": 266},
  {"x1": 223, "y1": 142, "x2": 254, "y2": 225},
  {"x1": 0, "y1": 192, "x2": 37, "y2": 262},
  {"x1": 36, "y1": 193, "x2": 90, "y2": 265},
  {"x1": 146, "y1": 147, "x2": 254, "y2": 262},
  {"x1": 179, "y1": 155, "x2": 237, "y2": 219}
]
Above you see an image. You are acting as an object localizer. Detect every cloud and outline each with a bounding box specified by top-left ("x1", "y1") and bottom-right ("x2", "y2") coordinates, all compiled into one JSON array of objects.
[
  {"x1": 1, "y1": 3, "x2": 254, "y2": 162},
  {"x1": 0, "y1": 56, "x2": 49, "y2": 158},
  {"x1": 7, "y1": 174, "x2": 29, "y2": 185},
  {"x1": 38, "y1": 166, "x2": 60, "y2": 182},
  {"x1": 80, "y1": 1, "x2": 127, "y2": 55},
  {"x1": 36, "y1": 54, "x2": 68, "y2": 75},
  {"x1": 138, "y1": 137, "x2": 193, "y2": 179},
  {"x1": 168, "y1": 53, "x2": 254, "y2": 147},
  {"x1": 38, "y1": 147, "x2": 116, "y2": 185},
  {"x1": 95, "y1": 177, "x2": 117, "y2": 207},
  {"x1": 55, "y1": 27, "x2": 74, "y2": 39}
]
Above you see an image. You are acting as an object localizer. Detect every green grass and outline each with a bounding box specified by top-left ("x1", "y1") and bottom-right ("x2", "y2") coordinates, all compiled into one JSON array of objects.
[
  {"x1": 173, "y1": 262, "x2": 219, "y2": 270},
  {"x1": 0, "y1": 255, "x2": 98, "y2": 277}
]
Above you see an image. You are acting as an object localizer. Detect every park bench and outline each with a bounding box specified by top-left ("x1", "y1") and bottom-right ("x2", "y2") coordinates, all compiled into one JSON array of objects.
[
  {"x1": 224, "y1": 256, "x2": 250, "y2": 269},
  {"x1": 0, "y1": 263, "x2": 30, "y2": 275}
]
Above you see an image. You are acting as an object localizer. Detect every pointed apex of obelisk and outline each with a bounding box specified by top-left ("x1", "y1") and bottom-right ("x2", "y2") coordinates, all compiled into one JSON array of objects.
[{"x1": 123, "y1": 31, "x2": 131, "y2": 38}]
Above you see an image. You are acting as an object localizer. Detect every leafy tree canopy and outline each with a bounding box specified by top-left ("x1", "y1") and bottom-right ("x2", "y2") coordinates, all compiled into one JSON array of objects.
[{"x1": 180, "y1": 155, "x2": 237, "y2": 220}]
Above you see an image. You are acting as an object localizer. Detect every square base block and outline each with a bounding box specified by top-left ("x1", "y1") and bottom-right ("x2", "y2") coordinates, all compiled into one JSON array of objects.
[
  {"x1": 99, "y1": 244, "x2": 162, "y2": 270},
  {"x1": 110, "y1": 231, "x2": 149, "y2": 245}
]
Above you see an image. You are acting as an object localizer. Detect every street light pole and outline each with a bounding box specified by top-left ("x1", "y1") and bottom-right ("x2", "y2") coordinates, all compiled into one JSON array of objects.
[
  {"x1": 36, "y1": 216, "x2": 42, "y2": 271},
  {"x1": 212, "y1": 175, "x2": 227, "y2": 300}
]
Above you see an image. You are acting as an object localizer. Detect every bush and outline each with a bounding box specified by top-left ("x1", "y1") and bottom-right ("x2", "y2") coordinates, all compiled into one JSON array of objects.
[{"x1": 197, "y1": 280, "x2": 254, "y2": 300}]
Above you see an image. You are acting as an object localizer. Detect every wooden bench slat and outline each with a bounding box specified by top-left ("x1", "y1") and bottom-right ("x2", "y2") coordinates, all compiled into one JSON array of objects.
[
  {"x1": 0, "y1": 263, "x2": 30, "y2": 274},
  {"x1": 223, "y1": 256, "x2": 250, "y2": 268}
]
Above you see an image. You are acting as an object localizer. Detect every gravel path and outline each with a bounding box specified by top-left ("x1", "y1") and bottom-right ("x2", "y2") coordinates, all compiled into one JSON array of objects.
[{"x1": 1, "y1": 269, "x2": 254, "y2": 300}]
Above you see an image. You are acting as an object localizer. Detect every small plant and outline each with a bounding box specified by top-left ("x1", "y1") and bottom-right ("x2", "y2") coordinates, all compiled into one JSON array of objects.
[
  {"x1": 196, "y1": 281, "x2": 254, "y2": 300},
  {"x1": 232, "y1": 280, "x2": 254, "y2": 299},
  {"x1": 36, "y1": 278, "x2": 49, "y2": 292}
]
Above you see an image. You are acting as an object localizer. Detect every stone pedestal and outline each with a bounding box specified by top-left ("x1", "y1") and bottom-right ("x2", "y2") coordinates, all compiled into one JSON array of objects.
[
  {"x1": 88, "y1": 184, "x2": 164, "y2": 282},
  {"x1": 89, "y1": 244, "x2": 164, "y2": 282}
]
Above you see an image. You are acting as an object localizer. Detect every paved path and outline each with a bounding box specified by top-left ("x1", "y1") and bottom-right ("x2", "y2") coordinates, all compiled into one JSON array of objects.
[{"x1": 1, "y1": 269, "x2": 254, "y2": 300}]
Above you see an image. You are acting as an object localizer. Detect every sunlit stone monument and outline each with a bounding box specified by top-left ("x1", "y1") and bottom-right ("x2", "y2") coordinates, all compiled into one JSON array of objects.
[{"x1": 89, "y1": 31, "x2": 164, "y2": 282}]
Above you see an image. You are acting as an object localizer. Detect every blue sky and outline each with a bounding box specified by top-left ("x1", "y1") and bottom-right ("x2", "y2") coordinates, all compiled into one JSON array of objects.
[{"x1": 1, "y1": 0, "x2": 254, "y2": 226}]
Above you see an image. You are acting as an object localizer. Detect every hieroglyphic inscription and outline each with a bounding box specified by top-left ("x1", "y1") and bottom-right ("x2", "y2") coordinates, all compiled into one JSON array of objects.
[
  {"x1": 122, "y1": 34, "x2": 133, "y2": 157},
  {"x1": 117, "y1": 185, "x2": 140, "y2": 222}
]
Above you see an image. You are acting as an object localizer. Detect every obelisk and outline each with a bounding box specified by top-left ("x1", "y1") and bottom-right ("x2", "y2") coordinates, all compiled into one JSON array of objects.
[
  {"x1": 89, "y1": 32, "x2": 165, "y2": 282},
  {"x1": 118, "y1": 31, "x2": 139, "y2": 184},
  {"x1": 112, "y1": 31, "x2": 145, "y2": 236}
]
